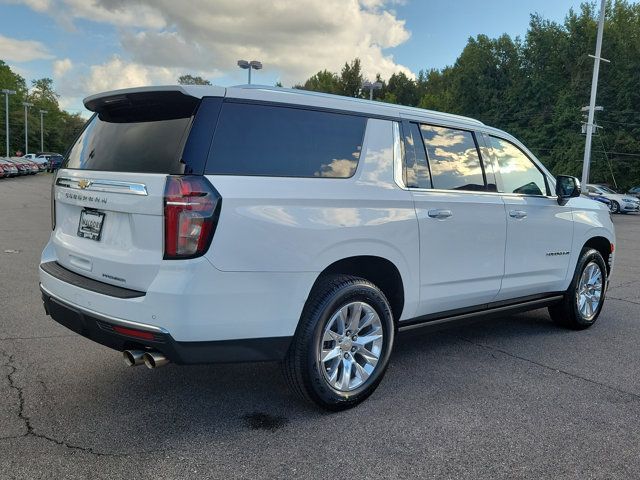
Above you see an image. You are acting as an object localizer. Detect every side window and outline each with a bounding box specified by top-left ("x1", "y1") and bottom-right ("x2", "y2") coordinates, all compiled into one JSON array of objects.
[
  {"x1": 419, "y1": 124, "x2": 486, "y2": 191},
  {"x1": 489, "y1": 136, "x2": 548, "y2": 196},
  {"x1": 403, "y1": 122, "x2": 431, "y2": 189},
  {"x1": 206, "y1": 103, "x2": 367, "y2": 178}
]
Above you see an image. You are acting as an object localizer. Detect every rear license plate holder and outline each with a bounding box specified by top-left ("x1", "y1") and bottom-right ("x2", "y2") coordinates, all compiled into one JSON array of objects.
[{"x1": 77, "y1": 208, "x2": 105, "y2": 241}]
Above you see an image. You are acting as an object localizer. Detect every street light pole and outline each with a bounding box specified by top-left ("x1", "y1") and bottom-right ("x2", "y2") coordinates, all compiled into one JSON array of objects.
[
  {"x1": 39, "y1": 110, "x2": 48, "y2": 152},
  {"x1": 237, "y1": 60, "x2": 263, "y2": 85},
  {"x1": 2, "y1": 89, "x2": 16, "y2": 157},
  {"x1": 23, "y1": 102, "x2": 33, "y2": 154},
  {"x1": 581, "y1": 0, "x2": 609, "y2": 193},
  {"x1": 362, "y1": 81, "x2": 383, "y2": 100}
]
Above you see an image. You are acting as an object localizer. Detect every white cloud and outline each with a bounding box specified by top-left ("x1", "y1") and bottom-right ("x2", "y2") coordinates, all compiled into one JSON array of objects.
[
  {"x1": 111, "y1": 0, "x2": 413, "y2": 82},
  {"x1": 18, "y1": 0, "x2": 413, "y2": 84},
  {"x1": 5, "y1": 0, "x2": 166, "y2": 29},
  {"x1": 0, "y1": 34, "x2": 54, "y2": 62},
  {"x1": 3, "y1": 0, "x2": 52, "y2": 12},
  {"x1": 82, "y1": 55, "x2": 178, "y2": 92},
  {"x1": 53, "y1": 58, "x2": 72, "y2": 76}
]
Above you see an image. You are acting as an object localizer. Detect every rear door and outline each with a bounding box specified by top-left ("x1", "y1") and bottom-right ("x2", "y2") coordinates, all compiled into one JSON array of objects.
[
  {"x1": 405, "y1": 121, "x2": 507, "y2": 316},
  {"x1": 51, "y1": 89, "x2": 218, "y2": 292}
]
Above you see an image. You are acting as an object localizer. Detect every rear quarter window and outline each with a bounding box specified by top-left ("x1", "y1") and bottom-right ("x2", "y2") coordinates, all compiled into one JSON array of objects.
[{"x1": 205, "y1": 103, "x2": 367, "y2": 178}]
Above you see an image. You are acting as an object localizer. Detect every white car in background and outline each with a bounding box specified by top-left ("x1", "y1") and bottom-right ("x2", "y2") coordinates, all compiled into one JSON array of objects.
[{"x1": 587, "y1": 184, "x2": 640, "y2": 214}]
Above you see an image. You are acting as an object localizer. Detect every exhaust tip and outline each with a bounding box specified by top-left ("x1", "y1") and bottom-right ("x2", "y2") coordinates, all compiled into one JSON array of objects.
[
  {"x1": 123, "y1": 350, "x2": 145, "y2": 367},
  {"x1": 143, "y1": 351, "x2": 169, "y2": 369}
]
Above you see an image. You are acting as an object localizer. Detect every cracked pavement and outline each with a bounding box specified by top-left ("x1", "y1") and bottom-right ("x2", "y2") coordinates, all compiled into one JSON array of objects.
[{"x1": 2, "y1": 174, "x2": 640, "y2": 479}]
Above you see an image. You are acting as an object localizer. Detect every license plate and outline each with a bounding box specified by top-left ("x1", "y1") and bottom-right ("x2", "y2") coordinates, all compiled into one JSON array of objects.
[{"x1": 77, "y1": 209, "x2": 105, "y2": 241}]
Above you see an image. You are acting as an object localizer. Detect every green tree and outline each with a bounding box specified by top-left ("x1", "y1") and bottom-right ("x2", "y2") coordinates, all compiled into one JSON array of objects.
[
  {"x1": 339, "y1": 59, "x2": 364, "y2": 97},
  {"x1": 177, "y1": 74, "x2": 211, "y2": 85},
  {"x1": 0, "y1": 62, "x2": 85, "y2": 156},
  {"x1": 295, "y1": 70, "x2": 341, "y2": 94}
]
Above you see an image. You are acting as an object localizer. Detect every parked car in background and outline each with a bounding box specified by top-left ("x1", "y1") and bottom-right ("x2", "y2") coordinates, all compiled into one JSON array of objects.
[
  {"x1": 585, "y1": 193, "x2": 612, "y2": 211},
  {"x1": 24, "y1": 159, "x2": 38, "y2": 174},
  {"x1": 587, "y1": 184, "x2": 640, "y2": 214},
  {"x1": 628, "y1": 186, "x2": 640, "y2": 199},
  {"x1": 32, "y1": 155, "x2": 49, "y2": 171},
  {"x1": 0, "y1": 163, "x2": 6, "y2": 178},
  {"x1": 41, "y1": 84, "x2": 616, "y2": 410},
  {"x1": 23, "y1": 159, "x2": 39, "y2": 174},
  {"x1": 23, "y1": 153, "x2": 37, "y2": 161},
  {"x1": 46, "y1": 154, "x2": 63, "y2": 172},
  {"x1": 0, "y1": 158, "x2": 19, "y2": 177},
  {"x1": 5, "y1": 158, "x2": 30, "y2": 175}
]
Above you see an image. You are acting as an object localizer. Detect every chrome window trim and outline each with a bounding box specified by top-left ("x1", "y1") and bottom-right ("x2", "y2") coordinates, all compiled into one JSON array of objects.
[
  {"x1": 407, "y1": 186, "x2": 557, "y2": 200},
  {"x1": 56, "y1": 177, "x2": 148, "y2": 196},
  {"x1": 392, "y1": 121, "x2": 407, "y2": 189}
]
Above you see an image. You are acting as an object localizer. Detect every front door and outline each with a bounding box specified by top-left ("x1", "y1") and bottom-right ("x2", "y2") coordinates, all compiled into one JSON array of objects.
[{"x1": 483, "y1": 135, "x2": 574, "y2": 301}]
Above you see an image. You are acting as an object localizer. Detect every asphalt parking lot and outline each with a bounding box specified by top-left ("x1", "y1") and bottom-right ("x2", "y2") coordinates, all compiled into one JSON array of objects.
[{"x1": 1, "y1": 173, "x2": 640, "y2": 479}]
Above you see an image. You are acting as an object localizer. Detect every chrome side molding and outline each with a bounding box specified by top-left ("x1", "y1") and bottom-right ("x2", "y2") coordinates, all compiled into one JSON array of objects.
[{"x1": 56, "y1": 177, "x2": 148, "y2": 196}]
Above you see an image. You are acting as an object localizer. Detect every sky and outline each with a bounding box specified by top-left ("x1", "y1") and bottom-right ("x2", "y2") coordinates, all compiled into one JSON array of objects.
[{"x1": 0, "y1": 0, "x2": 597, "y2": 116}]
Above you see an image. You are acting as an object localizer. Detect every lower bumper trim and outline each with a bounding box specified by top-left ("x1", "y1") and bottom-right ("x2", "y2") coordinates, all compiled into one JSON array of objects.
[{"x1": 41, "y1": 287, "x2": 292, "y2": 364}]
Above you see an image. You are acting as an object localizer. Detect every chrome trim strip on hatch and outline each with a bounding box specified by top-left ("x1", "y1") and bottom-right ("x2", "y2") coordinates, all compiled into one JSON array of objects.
[{"x1": 56, "y1": 177, "x2": 148, "y2": 196}]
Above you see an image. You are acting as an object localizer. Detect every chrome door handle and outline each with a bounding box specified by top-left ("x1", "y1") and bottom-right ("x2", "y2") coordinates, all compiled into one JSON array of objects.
[
  {"x1": 509, "y1": 210, "x2": 527, "y2": 219},
  {"x1": 427, "y1": 209, "x2": 453, "y2": 219}
]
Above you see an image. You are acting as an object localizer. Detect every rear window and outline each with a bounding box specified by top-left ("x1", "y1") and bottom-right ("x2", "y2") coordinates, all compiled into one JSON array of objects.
[
  {"x1": 206, "y1": 103, "x2": 367, "y2": 178},
  {"x1": 64, "y1": 92, "x2": 198, "y2": 174}
]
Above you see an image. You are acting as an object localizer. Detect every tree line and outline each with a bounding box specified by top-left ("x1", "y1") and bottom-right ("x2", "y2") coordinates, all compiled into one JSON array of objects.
[
  {"x1": 294, "y1": 1, "x2": 640, "y2": 191},
  {"x1": 0, "y1": 61, "x2": 85, "y2": 156}
]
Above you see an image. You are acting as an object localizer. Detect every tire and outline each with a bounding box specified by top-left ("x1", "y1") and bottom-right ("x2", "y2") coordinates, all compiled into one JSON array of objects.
[
  {"x1": 549, "y1": 248, "x2": 607, "y2": 330},
  {"x1": 283, "y1": 274, "x2": 395, "y2": 411},
  {"x1": 610, "y1": 201, "x2": 620, "y2": 214}
]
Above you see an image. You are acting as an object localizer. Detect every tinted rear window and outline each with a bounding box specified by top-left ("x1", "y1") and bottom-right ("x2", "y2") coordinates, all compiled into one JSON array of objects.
[
  {"x1": 64, "y1": 92, "x2": 198, "y2": 174},
  {"x1": 206, "y1": 103, "x2": 366, "y2": 178}
]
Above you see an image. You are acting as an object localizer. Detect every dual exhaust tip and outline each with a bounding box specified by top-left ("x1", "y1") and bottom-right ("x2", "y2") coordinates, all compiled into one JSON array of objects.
[{"x1": 123, "y1": 350, "x2": 169, "y2": 369}]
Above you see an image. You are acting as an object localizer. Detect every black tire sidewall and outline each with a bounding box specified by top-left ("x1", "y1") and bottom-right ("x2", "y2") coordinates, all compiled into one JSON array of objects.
[{"x1": 305, "y1": 281, "x2": 394, "y2": 408}]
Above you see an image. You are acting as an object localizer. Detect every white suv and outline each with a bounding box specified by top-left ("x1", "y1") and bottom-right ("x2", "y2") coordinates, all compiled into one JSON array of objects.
[{"x1": 40, "y1": 85, "x2": 615, "y2": 410}]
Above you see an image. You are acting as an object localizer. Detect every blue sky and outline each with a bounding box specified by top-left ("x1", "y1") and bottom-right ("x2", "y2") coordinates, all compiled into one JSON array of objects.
[{"x1": 0, "y1": 0, "x2": 599, "y2": 115}]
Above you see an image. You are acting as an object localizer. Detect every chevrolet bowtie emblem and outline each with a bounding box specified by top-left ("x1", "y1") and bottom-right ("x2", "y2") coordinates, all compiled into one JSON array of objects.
[{"x1": 78, "y1": 179, "x2": 91, "y2": 189}]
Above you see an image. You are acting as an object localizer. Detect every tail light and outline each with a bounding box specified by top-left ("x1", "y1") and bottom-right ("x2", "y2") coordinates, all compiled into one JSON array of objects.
[{"x1": 163, "y1": 175, "x2": 221, "y2": 259}]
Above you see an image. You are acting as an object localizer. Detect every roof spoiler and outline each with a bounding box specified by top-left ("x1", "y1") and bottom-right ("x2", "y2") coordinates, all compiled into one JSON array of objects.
[
  {"x1": 84, "y1": 85, "x2": 226, "y2": 112},
  {"x1": 84, "y1": 87, "x2": 204, "y2": 123}
]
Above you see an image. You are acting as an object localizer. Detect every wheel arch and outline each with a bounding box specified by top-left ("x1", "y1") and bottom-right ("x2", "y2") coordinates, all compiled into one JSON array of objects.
[
  {"x1": 583, "y1": 235, "x2": 613, "y2": 274},
  {"x1": 311, "y1": 256, "x2": 405, "y2": 323}
]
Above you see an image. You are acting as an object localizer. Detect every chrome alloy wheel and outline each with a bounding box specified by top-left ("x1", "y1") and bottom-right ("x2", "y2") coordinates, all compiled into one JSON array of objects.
[
  {"x1": 576, "y1": 261, "x2": 604, "y2": 320},
  {"x1": 317, "y1": 301, "x2": 384, "y2": 392}
]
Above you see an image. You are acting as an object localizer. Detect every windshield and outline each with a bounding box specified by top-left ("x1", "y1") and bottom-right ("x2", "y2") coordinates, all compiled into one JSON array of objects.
[{"x1": 599, "y1": 186, "x2": 617, "y2": 194}]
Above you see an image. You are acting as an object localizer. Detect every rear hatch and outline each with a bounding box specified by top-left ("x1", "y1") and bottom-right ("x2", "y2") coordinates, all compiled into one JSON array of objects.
[{"x1": 51, "y1": 88, "x2": 218, "y2": 292}]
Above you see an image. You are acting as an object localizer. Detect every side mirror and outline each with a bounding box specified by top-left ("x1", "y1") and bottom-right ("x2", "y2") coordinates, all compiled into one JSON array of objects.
[{"x1": 556, "y1": 175, "x2": 581, "y2": 204}]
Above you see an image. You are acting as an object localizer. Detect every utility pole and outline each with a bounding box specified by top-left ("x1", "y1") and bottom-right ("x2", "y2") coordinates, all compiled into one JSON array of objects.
[
  {"x1": 39, "y1": 110, "x2": 48, "y2": 152},
  {"x1": 2, "y1": 89, "x2": 16, "y2": 157},
  {"x1": 23, "y1": 102, "x2": 33, "y2": 154},
  {"x1": 581, "y1": 0, "x2": 609, "y2": 193}
]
